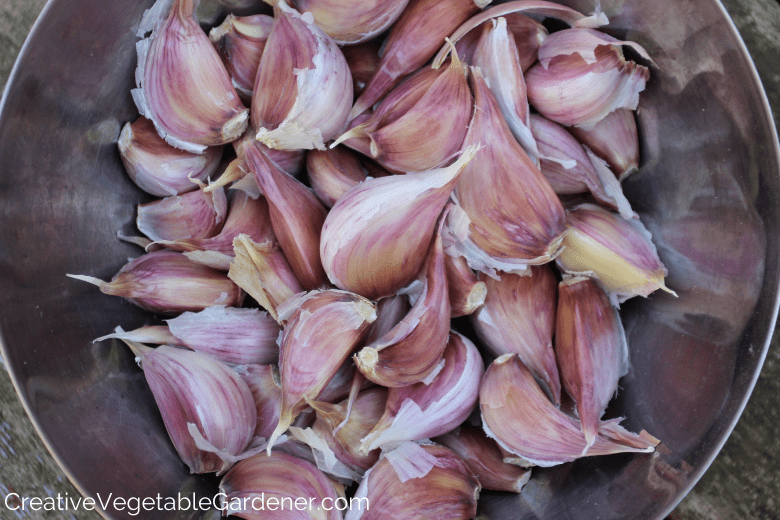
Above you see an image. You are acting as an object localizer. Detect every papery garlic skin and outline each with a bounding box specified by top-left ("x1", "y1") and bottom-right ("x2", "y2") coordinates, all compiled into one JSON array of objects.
[
  {"x1": 67, "y1": 250, "x2": 244, "y2": 314},
  {"x1": 118, "y1": 117, "x2": 223, "y2": 197},
  {"x1": 220, "y1": 451, "x2": 344, "y2": 520},
  {"x1": 556, "y1": 276, "x2": 629, "y2": 450},
  {"x1": 251, "y1": 1, "x2": 352, "y2": 150},
  {"x1": 133, "y1": 0, "x2": 249, "y2": 153},
  {"x1": 137, "y1": 186, "x2": 227, "y2": 243},
  {"x1": 360, "y1": 332, "x2": 484, "y2": 452},
  {"x1": 471, "y1": 265, "x2": 561, "y2": 404},
  {"x1": 568, "y1": 107, "x2": 640, "y2": 180},
  {"x1": 556, "y1": 203, "x2": 673, "y2": 303},
  {"x1": 135, "y1": 345, "x2": 257, "y2": 475},
  {"x1": 320, "y1": 147, "x2": 477, "y2": 300},
  {"x1": 294, "y1": 0, "x2": 410, "y2": 44}
]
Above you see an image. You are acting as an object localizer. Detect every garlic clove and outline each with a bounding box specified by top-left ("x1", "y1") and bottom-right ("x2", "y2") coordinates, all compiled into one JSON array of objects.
[
  {"x1": 447, "y1": 68, "x2": 567, "y2": 275},
  {"x1": 354, "y1": 208, "x2": 452, "y2": 387},
  {"x1": 118, "y1": 117, "x2": 223, "y2": 197},
  {"x1": 307, "y1": 146, "x2": 368, "y2": 208},
  {"x1": 133, "y1": 0, "x2": 249, "y2": 153},
  {"x1": 444, "y1": 253, "x2": 486, "y2": 317},
  {"x1": 349, "y1": 0, "x2": 486, "y2": 120},
  {"x1": 238, "y1": 364, "x2": 283, "y2": 440},
  {"x1": 529, "y1": 113, "x2": 634, "y2": 219},
  {"x1": 268, "y1": 290, "x2": 377, "y2": 452},
  {"x1": 209, "y1": 14, "x2": 274, "y2": 102},
  {"x1": 320, "y1": 146, "x2": 477, "y2": 300},
  {"x1": 365, "y1": 295, "x2": 411, "y2": 346},
  {"x1": 67, "y1": 250, "x2": 244, "y2": 314},
  {"x1": 568, "y1": 108, "x2": 640, "y2": 180},
  {"x1": 240, "y1": 139, "x2": 329, "y2": 290},
  {"x1": 360, "y1": 332, "x2": 484, "y2": 452},
  {"x1": 129, "y1": 343, "x2": 257, "y2": 475},
  {"x1": 526, "y1": 28, "x2": 650, "y2": 129},
  {"x1": 137, "y1": 185, "x2": 228, "y2": 243},
  {"x1": 470, "y1": 265, "x2": 561, "y2": 405},
  {"x1": 556, "y1": 203, "x2": 674, "y2": 303},
  {"x1": 480, "y1": 353, "x2": 659, "y2": 467},
  {"x1": 293, "y1": 0, "x2": 410, "y2": 45},
  {"x1": 344, "y1": 442, "x2": 480, "y2": 520},
  {"x1": 434, "y1": 424, "x2": 532, "y2": 493},
  {"x1": 251, "y1": 1, "x2": 353, "y2": 150},
  {"x1": 556, "y1": 276, "x2": 629, "y2": 451},
  {"x1": 227, "y1": 234, "x2": 304, "y2": 322},
  {"x1": 505, "y1": 12, "x2": 548, "y2": 71},
  {"x1": 220, "y1": 451, "x2": 344, "y2": 520},
  {"x1": 342, "y1": 38, "x2": 383, "y2": 94}
]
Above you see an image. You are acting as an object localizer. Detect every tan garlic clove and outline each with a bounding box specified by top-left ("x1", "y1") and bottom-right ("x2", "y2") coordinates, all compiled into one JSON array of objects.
[
  {"x1": 360, "y1": 332, "x2": 484, "y2": 452},
  {"x1": 127, "y1": 343, "x2": 257, "y2": 475},
  {"x1": 241, "y1": 138, "x2": 329, "y2": 290},
  {"x1": 556, "y1": 276, "x2": 629, "y2": 450},
  {"x1": 446, "y1": 68, "x2": 566, "y2": 276},
  {"x1": 470, "y1": 264, "x2": 561, "y2": 404},
  {"x1": 341, "y1": 38, "x2": 383, "y2": 93},
  {"x1": 292, "y1": 0, "x2": 410, "y2": 44},
  {"x1": 136, "y1": 186, "x2": 228, "y2": 243},
  {"x1": 251, "y1": 1, "x2": 352, "y2": 150},
  {"x1": 118, "y1": 117, "x2": 223, "y2": 197},
  {"x1": 267, "y1": 290, "x2": 377, "y2": 452},
  {"x1": 220, "y1": 451, "x2": 344, "y2": 520},
  {"x1": 526, "y1": 28, "x2": 651, "y2": 129},
  {"x1": 529, "y1": 113, "x2": 634, "y2": 219},
  {"x1": 349, "y1": 0, "x2": 486, "y2": 120},
  {"x1": 335, "y1": 51, "x2": 473, "y2": 173},
  {"x1": 568, "y1": 108, "x2": 640, "y2": 180},
  {"x1": 320, "y1": 147, "x2": 477, "y2": 300},
  {"x1": 209, "y1": 14, "x2": 273, "y2": 102},
  {"x1": 67, "y1": 250, "x2": 243, "y2": 314},
  {"x1": 344, "y1": 442, "x2": 480, "y2": 520},
  {"x1": 307, "y1": 147, "x2": 368, "y2": 208},
  {"x1": 556, "y1": 203, "x2": 675, "y2": 303},
  {"x1": 238, "y1": 364, "x2": 283, "y2": 440},
  {"x1": 354, "y1": 209, "x2": 451, "y2": 387},
  {"x1": 228, "y1": 234, "x2": 304, "y2": 322},
  {"x1": 480, "y1": 353, "x2": 659, "y2": 467},
  {"x1": 434, "y1": 424, "x2": 532, "y2": 493},
  {"x1": 444, "y1": 253, "x2": 486, "y2": 317},
  {"x1": 132, "y1": 0, "x2": 249, "y2": 153}
]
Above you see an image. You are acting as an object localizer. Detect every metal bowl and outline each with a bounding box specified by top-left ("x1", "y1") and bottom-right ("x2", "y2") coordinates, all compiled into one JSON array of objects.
[{"x1": 1, "y1": 0, "x2": 778, "y2": 519}]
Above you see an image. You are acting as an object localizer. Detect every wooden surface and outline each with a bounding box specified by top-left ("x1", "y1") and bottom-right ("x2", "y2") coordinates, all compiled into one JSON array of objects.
[{"x1": 0, "y1": 0, "x2": 779, "y2": 519}]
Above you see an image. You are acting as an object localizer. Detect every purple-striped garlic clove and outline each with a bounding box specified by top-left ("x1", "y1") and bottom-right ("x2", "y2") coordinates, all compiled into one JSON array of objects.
[
  {"x1": 344, "y1": 441, "x2": 480, "y2": 520},
  {"x1": 526, "y1": 28, "x2": 651, "y2": 129},
  {"x1": 241, "y1": 138, "x2": 329, "y2": 290},
  {"x1": 349, "y1": 0, "x2": 486, "y2": 120},
  {"x1": 470, "y1": 264, "x2": 561, "y2": 404},
  {"x1": 447, "y1": 68, "x2": 566, "y2": 276},
  {"x1": 341, "y1": 38, "x2": 383, "y2": 93},
  {"x1": 128, "y1": 343, "x2": 257, "y2": 475},
  {"x1": 67, "y1": 250, "x2": 244, "y2": 314},
  {"x1": 220, "y1": 451, "x2": 344, "y2": 520},
  {"x1": 568, "y1": 108, "x2": 640, "y2": 180},
  {"x1": 480, "y1": 353, "x2": 659, "y2": 467},
  {"x1": 307, "y1": 146, "x2": 368, "y2": 208},
  {"x1": 132, "y1": 0, "x2": 249, "y2": 153},
  {"x1": 556, "y1": 203, "x2": 674, "y2": 303},
  {"x1": 320, "y1": 147, "x2": 477, "y2": 300},
  {"x1": 136, "y1": 186, "x2": 228, "y2": 244},
  {"x1": 118, "y1": 117, "x2": 223, "y2": 197},
  {"x1": 267, "y1": 290, "x2": 377, "y2": 452},
  {"x1": 238, "y1": 364, "x2": 283, "y2": 440},
  {"x1": 354, "y1": 208, "x2": 452, "y2": 387},
  {"x1": 334, "y1": 51, "x2": 472, "y2": 173},
  {"x1": 291, "y1": 0, "x2": 410, "y2": 45},
  {"x1": 316, "y1": 360, "x2": 376, "y2": 405},
  {"x1": 227, "y1": 234, "x2": 304, "y2": 322},
  {"x1": 209, "y1": 14, "x2": 273, "y2": 102},
  {"x1": 360, "y1": 332, "x2": 484, "y2": 452},
  {"x1": 434, "y1": 424, "x2": 532, "y2": 493},
  {"x1": 444, "y1": 253, "x2": 486, "y2": 317},
  {"x1": 529, "y1": 113, "x2": 634, "y2": 219},
  {"x1": 365, "y1": 295, "x2": 411, "y2": 345},
  {"x1": 556, "y1": 276, "x2": 629, "y2": 450},
  {"x1": 251, "y1": 1, "x2": 352, "y2": 150}
]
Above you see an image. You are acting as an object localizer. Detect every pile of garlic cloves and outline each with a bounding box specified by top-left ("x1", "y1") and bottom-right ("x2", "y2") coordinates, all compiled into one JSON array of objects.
[{"x1": 68, "y1": 0, "x2": 673, "y2": 517}]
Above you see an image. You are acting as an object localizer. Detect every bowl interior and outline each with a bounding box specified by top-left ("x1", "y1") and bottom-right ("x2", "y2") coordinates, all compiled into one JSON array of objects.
[{"x1": 1, "y1": 0, "x2": 778, "y2": 519}]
